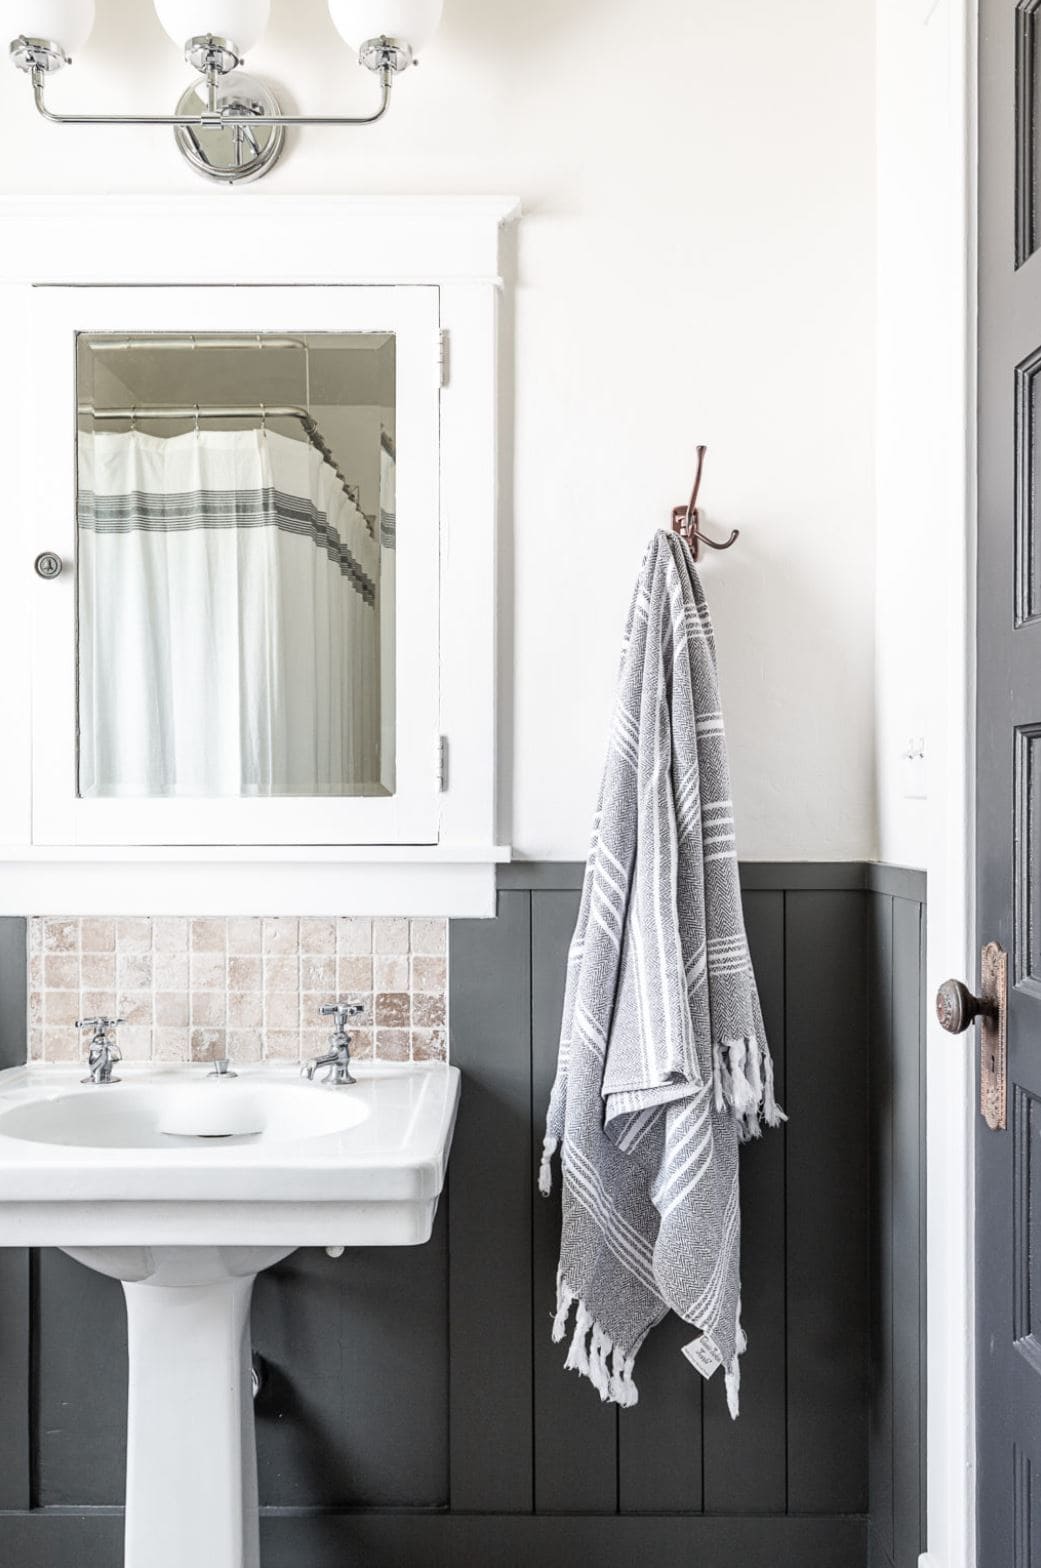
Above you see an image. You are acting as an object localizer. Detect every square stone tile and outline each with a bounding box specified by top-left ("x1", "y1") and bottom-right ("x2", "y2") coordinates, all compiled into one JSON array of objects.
[
  {"x1": 44, "y1": 990, "x2": 80, "y2": 1027},
  {"x1": 155, "y1": 992, "x2": 189, "y2": 1028},
  {"x1": 44, "y1": 1025, "x2": 79, "y2": 1061},
  {"x1": 264, "y1": 1030, "x2": 300, "y2": 1061},
  {"x1": 412, "y1": 992, "x2": 446, "y2": 1029},
  {"x1": 191, "y1": 992, "x2": 226, "y2": 1027},
  {"x1": 118, "y1": 1026, "x2": 152, "y2": 1060},
  {"x1": 116, "y1": 918, "x2": 152, "y2": 954},
  {"x1": 80, "y1": 918, "x2": 116, "y2": 953},
  {"x1": 190, "y1": 918, "x2": 226, "y2": 953},
  {"x1": 263, "y1": 918, "x2": 298, "y2": 954},
  {"x1": 43, "y1": 919, "x2": 79, "y2": 953},
  {"x1": 154, "y1": 918, "x2": 188, "y2": 953},
  {"x1": 337, "y1": 918, "x2": 371, "y2": 956},
  {"x1": 373, "y1": 917, "x2": 409, "y2": 955},
  {"x1": 154, "y1": 954, "x2": 189, "y2": 991},
  {"x1": 337, "y1": 956, "x2": 372, "y2": 993},
  {"x1": 118, "y1": 992, "x2": 153, "y2": 1027},
  {"x1": 190, "y1": 952, "x2": 225, "y2": 990},
  {"x1": 227, "y1": 1029, "x2": 262, "y2": 1062},
  {"x1": 301, "y1": 955, "x2": 335, "y2": 993},
  {"x1": 226, "y1": 918, "x2": 262, "y2": 954},
  {"x1": 154, "y1": 1027, "x2": 190, "y2": 1061},
  {"x1": 228, "y1": 956, "x2": 262, "y2": 991},
  {"x1": 263, "y1": 956, "x2": 298, "y2": 991},
  {"x1": 375, "y1": 1028, "x2": 409, "y2": 1061},
  {"x1": 117, "y1": 953, "x2": 153, "y2": 991},
  {"x1": 227, "y1": 991, "x2": 262, "y2": 1029},
  {"x1": 409, "y1": 918, "x2": 446, "y2": 956},
  {"x1": 374, "y1": 955, "x2": 408, "y2": 992},
  {"x1": 190, "y1": 1028, "x2": 226, "y2": 1062},
  {"x1": 411, "y1": 957, "x2": 447, "y2": 993},
  {"x1": 375, "y1": 992, "x2": 410, "y2": 1028},
  {"x1": 80, "y1": 990, "x2": 117, "y2": 1018},
  {"x1": 412, "y1": 1027, "x2": 447, "y2": 1061},
  {"x1": 265, "y1": 992, "x2": 299, "y2": 1030},
  {"x1": 81, "y1": 953, "x2": 116, "y2": 990},
  {"x1": 43, "y1": 954, "x2": 79, "y2": 990},
  {"x1": 300, "y1": 918, "x2": 336, "y2": 954}
]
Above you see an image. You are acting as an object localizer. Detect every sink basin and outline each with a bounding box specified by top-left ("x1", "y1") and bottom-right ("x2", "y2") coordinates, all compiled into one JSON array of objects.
[
  {"x1": 0, "y1": 1060, "x2": 459, "y2": 1245},
  {"x1": 0, "y1": 1077, "x2": 370, "y2": 1146},
  {"x1": 0, "y1": 1059, "x2": 460, "y2": 1568}
]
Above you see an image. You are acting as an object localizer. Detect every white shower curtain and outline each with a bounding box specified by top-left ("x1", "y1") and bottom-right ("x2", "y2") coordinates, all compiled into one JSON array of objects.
[{"x1": 77, "y1": 428, "x2": 381, "y2": 798}]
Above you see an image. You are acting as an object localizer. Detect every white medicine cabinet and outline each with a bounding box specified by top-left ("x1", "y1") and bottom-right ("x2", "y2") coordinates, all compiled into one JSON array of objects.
[{"x1": 0, "y1": 197, "x2": 518, "y2": 916}]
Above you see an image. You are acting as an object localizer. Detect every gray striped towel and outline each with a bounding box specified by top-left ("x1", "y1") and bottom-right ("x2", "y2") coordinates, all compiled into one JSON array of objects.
[{"x1": 539, "y1": 530, "x2": 784, "y2": 1416}]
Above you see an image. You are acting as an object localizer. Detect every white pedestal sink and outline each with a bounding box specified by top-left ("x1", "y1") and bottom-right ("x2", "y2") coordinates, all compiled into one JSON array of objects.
[{"x1": 0, "y1": 1061, "x2": 460, "y2": 1568}]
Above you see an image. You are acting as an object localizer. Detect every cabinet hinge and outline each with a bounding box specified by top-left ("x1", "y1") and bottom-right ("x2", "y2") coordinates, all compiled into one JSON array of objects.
[
  {"x1": 437, "y1": 735, "x2": 449, "y2": 792},
  {"x1": 437, "y1": 329, "x2": 449, "y2": 389}
]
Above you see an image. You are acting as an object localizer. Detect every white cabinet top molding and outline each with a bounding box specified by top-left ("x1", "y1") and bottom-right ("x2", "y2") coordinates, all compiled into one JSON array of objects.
[{"x1": 0, "y1": 195, "x2": 521, "y2": 286}]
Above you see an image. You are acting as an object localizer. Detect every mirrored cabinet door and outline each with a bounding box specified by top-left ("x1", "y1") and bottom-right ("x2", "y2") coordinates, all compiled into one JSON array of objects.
[{"x1": 30, "y1": 286, "x2": 441, "y2": 847}]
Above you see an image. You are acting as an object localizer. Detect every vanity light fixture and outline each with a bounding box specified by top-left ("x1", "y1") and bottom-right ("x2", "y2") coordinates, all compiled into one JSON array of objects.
[{"x1": 8, "y1": 0, "x2": 443, "y2": 184}]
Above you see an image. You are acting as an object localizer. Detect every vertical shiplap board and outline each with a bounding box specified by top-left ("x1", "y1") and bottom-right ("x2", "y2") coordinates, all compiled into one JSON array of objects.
[
  {"x1": 33, "y1": 1250, "x2": 127, "y2": 1507},
  {"x1": 785, "y1": 890, "x2": 869, "y2": 1513},
  {"x1": 702, "y1": 889, "x2": 788, "y2": 1512},
  {"x1": 890, "y1": 897, "x2": 924, "y2": 1568},
  {"x1": 530, "y1": 889, "x2": 619, "y2": 1513},
  {"x1": 252, "y1": 1215, "x2": 449, "y2": 1508},
  {"x1": 0, "y1": 1249, "x2": 29, "y2": 1510},
  {"x1": 868, "y1": 893, "x2": 896, "y2": 1565},
  {"x1": 448, "y1": 891, "x2": 534, "y2": 1512},
  {"x1": 0, "y1": 917, "x2": 26, "y2": 1070}
]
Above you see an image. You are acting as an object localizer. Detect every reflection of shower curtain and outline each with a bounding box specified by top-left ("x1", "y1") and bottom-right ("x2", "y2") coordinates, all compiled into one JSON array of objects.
[
  {"x1": 77, "y1": 429, "x2": 380, "y2": 798},
  {"x1": 379, "y1": 431, "x2": 396, "y2": 793}
]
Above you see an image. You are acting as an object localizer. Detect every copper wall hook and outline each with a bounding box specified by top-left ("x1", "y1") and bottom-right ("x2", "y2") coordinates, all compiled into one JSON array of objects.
[{"x1": 670, "y1": 445, "x2": 740, "y2": 562}]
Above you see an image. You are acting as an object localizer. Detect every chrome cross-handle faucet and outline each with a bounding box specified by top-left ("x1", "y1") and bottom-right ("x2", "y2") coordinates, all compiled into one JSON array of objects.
[
  {"x1": 76, "y1": 1016, "x2": 124, "y2": 1086},
  {"x1": 302, "y1": 1002, "x2": 364, "y2": 1086}
]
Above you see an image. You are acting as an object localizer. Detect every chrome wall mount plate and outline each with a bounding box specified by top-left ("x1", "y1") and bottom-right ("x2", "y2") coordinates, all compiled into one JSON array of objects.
[{"x1": 173, "y1": 72, "x2": 285, "y2": 185}]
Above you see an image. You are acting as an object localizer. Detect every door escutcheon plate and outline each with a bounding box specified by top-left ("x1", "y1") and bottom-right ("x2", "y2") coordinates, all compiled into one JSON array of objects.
[{"x1": 979, "y1": 940, "x2": 1008, "y2": 1131}]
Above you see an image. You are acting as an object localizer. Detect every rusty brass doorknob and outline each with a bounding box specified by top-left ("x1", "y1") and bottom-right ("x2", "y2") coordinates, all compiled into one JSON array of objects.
[{"x1": 936, "y1": 978, "x2": 992, "y2": 1034}]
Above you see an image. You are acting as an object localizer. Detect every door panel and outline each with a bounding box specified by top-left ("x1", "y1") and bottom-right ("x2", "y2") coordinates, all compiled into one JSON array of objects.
[{"x1": 978, "y1": 2, "x2": 1041, "y2": 1559}]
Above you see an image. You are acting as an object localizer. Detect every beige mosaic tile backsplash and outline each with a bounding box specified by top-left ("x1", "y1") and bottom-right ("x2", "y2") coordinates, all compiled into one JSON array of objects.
[{"x1": 28, "y1": 916, "x2": 447, "y2": 1066}]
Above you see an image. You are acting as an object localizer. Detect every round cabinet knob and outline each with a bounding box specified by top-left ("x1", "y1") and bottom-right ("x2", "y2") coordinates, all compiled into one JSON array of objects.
[
  {"x1": 34, "y1": 552, "x2": 63, "y2": 580},
  {"x1": 936, "y1": 978, "x2": 989, "y2": 1034}
]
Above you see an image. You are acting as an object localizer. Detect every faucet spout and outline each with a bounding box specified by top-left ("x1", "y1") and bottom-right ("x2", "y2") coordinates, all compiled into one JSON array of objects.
[{"x1": 302, "y1": 1001, "x2": 364, "y2": 1086}]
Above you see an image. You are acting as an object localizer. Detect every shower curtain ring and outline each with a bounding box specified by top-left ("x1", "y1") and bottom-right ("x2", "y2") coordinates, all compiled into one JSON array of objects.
[
  {"x1": 130, "y1": 407, "x2": 137, "y2": 433},
  {"x1": 193, "y1": 403, "x2": 200, "y2": 438},
  {"x1": 260, "y1": 403, "x2": 267, "y2": 437}
]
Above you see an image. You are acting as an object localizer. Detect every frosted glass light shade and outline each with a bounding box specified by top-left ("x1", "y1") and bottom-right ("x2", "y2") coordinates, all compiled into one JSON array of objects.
[
  {"x1": 14, "y1": 0, "x2": 95, "y2": 51},
  {"x1": 153, "y1": 0, "x2": 270, "y2": 52},
  {"x1": 327, "y1": 0, "x2": 443, "y2": 55}
]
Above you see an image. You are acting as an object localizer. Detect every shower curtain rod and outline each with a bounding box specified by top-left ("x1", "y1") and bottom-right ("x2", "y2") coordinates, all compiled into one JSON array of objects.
[
  {"x1": 80, "y1": 402, "x2": 314, "y2": 424},
  {"x1": 85, "y1": 338, "x2": 307, "y2": 352},
  {"x1": 78, "y1": 403, "x2": 375, "y2": 534}
]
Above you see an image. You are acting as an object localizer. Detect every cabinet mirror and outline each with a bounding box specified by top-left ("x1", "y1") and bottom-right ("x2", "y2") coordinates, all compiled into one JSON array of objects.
[{"x1": 76, "y1": 331, "x2": 397, "y2": 802}]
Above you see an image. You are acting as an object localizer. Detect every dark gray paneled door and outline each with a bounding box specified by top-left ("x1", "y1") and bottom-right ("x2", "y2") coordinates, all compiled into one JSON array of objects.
[{"x1": 977, "y1": 3, "x2": 1041, "y2": 1559}]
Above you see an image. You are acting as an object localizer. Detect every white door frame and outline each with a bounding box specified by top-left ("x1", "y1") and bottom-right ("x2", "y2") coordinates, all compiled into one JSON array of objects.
[{"x1": 906, "y1": 0, "x2": 976, "y2": 1563}]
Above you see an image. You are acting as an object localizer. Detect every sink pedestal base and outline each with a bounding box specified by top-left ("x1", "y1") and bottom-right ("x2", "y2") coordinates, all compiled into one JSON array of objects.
[
  {"x1": 62, "y1": 1244, "x2": 295, "y2": 1568},
  {"x1": 124, "y1": 1273, "x2": 258, "y2": 1568}
]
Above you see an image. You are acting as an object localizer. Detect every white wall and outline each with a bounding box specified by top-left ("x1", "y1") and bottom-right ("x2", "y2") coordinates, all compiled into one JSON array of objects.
[{"x1": 0, "y1": 0, "x2": 878, "y2": 862}]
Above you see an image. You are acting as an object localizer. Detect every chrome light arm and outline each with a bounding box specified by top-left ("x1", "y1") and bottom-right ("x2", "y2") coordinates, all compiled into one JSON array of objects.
[
  {"x1": 29, "y1": 62, "x2": 393, "y2": 130},
  {"x1": 12, "y1": 32, "x2": 410, "y2": 184}
]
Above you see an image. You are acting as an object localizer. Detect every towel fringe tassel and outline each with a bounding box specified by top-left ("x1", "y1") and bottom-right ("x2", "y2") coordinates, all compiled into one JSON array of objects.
[
  {"x1": 538, "y1": 1135, "x2": 558, "y2": 1196},
  {"x1": 713, "y1": 1036, "x2": 787, "y2": 1141},
  {"x1": 555, "y1": 1284, "x2": 639, "y2": 1407}
]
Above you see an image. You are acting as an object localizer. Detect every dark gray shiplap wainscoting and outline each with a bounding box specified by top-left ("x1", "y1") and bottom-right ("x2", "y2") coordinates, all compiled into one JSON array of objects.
[{"x1": 0, "y1": 861, "x2": 925, "y2": 1568}]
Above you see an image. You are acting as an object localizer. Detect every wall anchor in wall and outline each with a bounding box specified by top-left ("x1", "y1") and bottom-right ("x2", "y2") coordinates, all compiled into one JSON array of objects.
[
  {"x1": 7, "y1": 0, "x2": 443, "y2": 185},
  {"x1": 671, "y1": 445, "x2": 740, "y2": 562}
]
